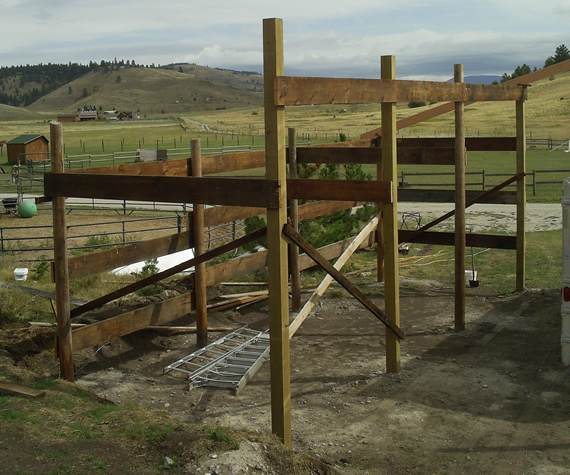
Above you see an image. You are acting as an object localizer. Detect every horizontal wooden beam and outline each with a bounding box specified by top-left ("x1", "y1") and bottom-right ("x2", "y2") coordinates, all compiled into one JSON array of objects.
[
  {"x1": 67, "y1": 231, "x2": 193, "y2": 281},
  {"x1": 294, "y1": 146, "x2": 455, "y2": 165},
  {"x1": 361, "y1": 59, "x2": 570, "y2": 140},
  {"x1": 202, "y1": 150, "x2": 265, "y2": 175},
  {"x1": 399, "y1": 230, "x2": 517, "y2": 249},
  {"x1": 68, "y1": 159, "x2": 187, "y2": 176},
  {"x1": 70, "y1": 293, "x2": 191, "y2": 353},
  {"x1": 391, "y1": 137, "x2": 517, "y2": 152},
  {"x1": 44, "y1": 173, "x2": 280, "y2": 208},
  {"x1": 399, "y1": 189, "x2": 517, "y2": 205},
  {"x1": 274, "y1": 77, "x2": 526, "y2": 106},
  {"x1": 287, "y1": 178, "x2": 392, "y2": 203}
]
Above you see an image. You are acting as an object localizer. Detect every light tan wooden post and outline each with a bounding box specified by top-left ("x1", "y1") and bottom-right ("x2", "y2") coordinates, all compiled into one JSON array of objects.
[
  {"x1": 191, "y1": 138, "x2": 208, "y2": 347},
  {"x1": 288, "y1": 127, "x2": 301, "y2": 312},
  {"x1": 381, "y1": 56, "x2": 400, "y2": 373},
  {"x1": 263, "y1": 18, "x2": 291, "y2": 447},
  {"x1": 516, "y1": 99, "x2": 526, "y2": 291},
  {"x1": 50, "y1": 121, "x2": 74, "y2": 381},
  {"x1": 454, "y1": 64, "x2": 466, "y2": 331}
]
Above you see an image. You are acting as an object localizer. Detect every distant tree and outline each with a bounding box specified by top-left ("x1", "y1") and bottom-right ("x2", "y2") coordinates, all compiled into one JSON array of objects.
[
  {"x1": 82, "y1": 87, "x2": 89, "y2": 98},
  {"x1": 500, "y1": 64, "x2": 532, "y2": 83},
  {"x1": 178, "y1": 66, "x2": 183, "y2": 72},
  {"x1": 544, "y1": 44, "x2": 570, "y2": 67},
  {"x1": 68, "y1": 85, "x2": 72, "y2": 95},
  {"x1": 115, "y1": 75, "x2": 121, "y2": 83}
]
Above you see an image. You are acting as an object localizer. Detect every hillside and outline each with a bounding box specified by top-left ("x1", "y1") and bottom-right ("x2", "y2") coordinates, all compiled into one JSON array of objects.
[
  {"x1": 26, "y1": 66, "x2": 263, "y2": 116},
  {"x1": 0, "y1": 103, "x2": 40, "y2": 120}
]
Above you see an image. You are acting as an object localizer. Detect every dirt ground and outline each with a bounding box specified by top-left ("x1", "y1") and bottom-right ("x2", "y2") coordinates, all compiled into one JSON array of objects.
[{"x1": 7, "y1": 275, "x2": 565, "y2": 474}]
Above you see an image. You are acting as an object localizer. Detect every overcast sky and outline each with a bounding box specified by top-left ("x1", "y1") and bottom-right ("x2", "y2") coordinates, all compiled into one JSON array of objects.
[{"x1": 2, "y1": 0, "x2": 568, "y2": 80}]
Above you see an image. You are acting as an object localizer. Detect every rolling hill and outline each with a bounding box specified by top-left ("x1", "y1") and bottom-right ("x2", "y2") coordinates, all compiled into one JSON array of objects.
[{"x1": 25, "y1": 65, "x2": 263, "y2": 116}]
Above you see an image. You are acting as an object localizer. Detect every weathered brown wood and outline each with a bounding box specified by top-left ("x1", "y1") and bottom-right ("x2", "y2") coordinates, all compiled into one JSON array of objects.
[
  {"x1": 454, "y1": 64, "x2": 466, "y2": 332},
  {"x1": 264, "y1": 17, "x2": 291, "y2": 448},
  {"x1": 144, "y1": 326, "x2": 234, "y2": 332},
  {"x1": 288, "y1": 215, "x2": 379, "y2": 338},
  {"x1": 381, "y1": 55, "x2": 401, "y2": 373},
  {"x1": 516, "y1": 100, "x2": 526, "y2": 291},
  {"x1": 294, "y1": 146, "x2": 455, "y2": 165},
  {"x1": 298, "y1": 200, "x2": 361, "y2": 221},
  {"x1": 68, "y1": 159, "x2": 188, "y2": 176},
  {"x1": 288, "y1": 128, "x2": 301, "y2": 312},
  {"x1": 44, "y1": 173, "x2": 281, "y2": 209},
  {"x1": 283, "y1": 223, "x2": 404, "y2": 340},
  {"x1": 399, "y1": 189, "x2": 517, "y2": 205},
  {"x1": 361, "y1": 59, "x2": 569, "y2": 139},
  {"x1": 204, "y1": 205, "x2": 261, "y2": 227},
  {"x1": 274, "y1": 76, "x2": 526, "y2": 106},
  {"x1": 70, "y1": 227, "x2": 267, "y2": 318},
  {"x1": 191, "y1": 138, "x2": 208, "y2": 347},
  {"x1": 392, "y1": 137, "x2": 517, "y2": 152},
  {"x1": 287, "y1": 178, "x2": 392, "y2": 203},
  {"x1": 71, "y1": 293, "x2": 191, "y2": 353},
  {"x1": 401, "y1": 173, "x2": 525, "y2": 244},
  {"x1": 67, "y1": 231, "x2": 193, "y2": 280},
  {"x1": 202, "y1": 150, "x2": 265, "y2": 175},
  {"x1": 50, "y1": 121, "x2": 74, "y2": 382},
  {"x1": 398, "y1": 230, "x2": 517, "y2": 249},
  {"x1": 0, "y1": 382, "x2": 46, "y2": 399}
]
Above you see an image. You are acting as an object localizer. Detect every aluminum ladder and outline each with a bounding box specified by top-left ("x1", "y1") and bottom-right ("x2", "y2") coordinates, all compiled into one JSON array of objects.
[{"x1": 163, "y1": 327, "x2": 270, "y2": 395}]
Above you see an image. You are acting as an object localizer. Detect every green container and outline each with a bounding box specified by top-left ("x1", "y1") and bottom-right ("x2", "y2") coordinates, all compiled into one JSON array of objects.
[{"x1": 18, "y1": 201, "x2": 37, "y2": 218}]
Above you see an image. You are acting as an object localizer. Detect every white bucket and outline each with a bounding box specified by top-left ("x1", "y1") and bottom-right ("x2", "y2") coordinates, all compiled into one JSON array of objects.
[
  {"x1": 465, "y1": 270, "x2": 477, "y2": 287},
  {"x1": 14, "y1": 268, "x2": 28, "y2": 282}
]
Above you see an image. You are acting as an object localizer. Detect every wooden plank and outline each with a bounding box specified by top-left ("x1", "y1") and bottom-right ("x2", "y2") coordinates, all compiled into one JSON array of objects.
[
  {"x1": 202, "y1": 150, "x2": 265, "y2": 175},
  {"x1": 516, "y1": 100, "x2": 526, "y2": 291},
  {"x1": 361, "y1": 59, "x2": 569, "y2": 140},
  {"x1": 274, "y1": 76, "x2": 526, "y2": 106},
  {"x1": 67, "y1": 231, "x2": 192, "y2": 280},
  {"x1": 401, "y1": 173, "x2": 525, "y2": 244},
  {"x1": 50, "y1": 121, "x2": 74, "y2": 382},
  {"x1": 295, "y1": 146, "x2": 455, "y2": 165},
  {"x1": 289, "y1": 215, "x2": 379, "y2": 338},
  {"x1": 288, "y1": 128, "x2": 301, "y2": 312},
  {"x1": 71, "y1": 293, "x2": 191, "y2": 353},
  {"x1": 454, "y1": 64, "x2": 466, "y2": 332},
  {"x1": 264, "y1": 17, "x2": 291, "y2": 447},
  {"x1": 392, "y1": 137, "x2": 517, "y2": 152},
  {"x1": 298, "y1": 200, "x2": 360, "y2": 221},
  {"x1": 44, "y1": 173, "x2": 281, "y2": 209},
  {"x1": 287, "y1": 178, "x2": 392, "y2": 203},
  {"x1": 70, "y1": 227, "x2": 267, "y2": 318},
  {"x1": 381, "y1": 55, "x2": 401, "y2": 373},
  {"x1": 398, "y1": 230, "x2": 517, "y2": 249},
  {"x1": 283, "y1": 223, "x2": 404, "y2": 340},
  {"x1": 68, "y1": 159, "x2": 187, "y2": 176},
  {"x1": 191, "y1": 138, "x2": 208, "y2": 347},
  {"x1": 204, "y1": 205, "x2": 261, "y2": 228},
  {"x1": 399, "y1": 189, "x2": 517, "y2": 205},
  {"x1": 0, "y1": 382, "x2": 45, "y2": 399}
]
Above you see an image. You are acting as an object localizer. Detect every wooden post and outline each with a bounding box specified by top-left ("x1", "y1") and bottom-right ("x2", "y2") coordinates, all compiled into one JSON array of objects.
[
  {"x1": 381, "y1": 56, "x2": 400, "y2": 373},
  {"x1": 454, "y1": 64, "x2": 466, "y2": 331},
  {"x1": 516, "y1": 99, "x2": 526, "y2": 291},
  {"x1": 288, "y1": 128, "x2": 301, "y2": 312},
  {"x1": 50, "y1": 121, "x2": 74, "y2": 381},
  {"x1": 376, "y1": 66, "x2": 385, "y2": 283},
  {"x1": 191, "y1": 138, "x2": 208, "y2": 347},
  {"x1": 263, "y1": 17, "x2": 291, "y2": 447}
]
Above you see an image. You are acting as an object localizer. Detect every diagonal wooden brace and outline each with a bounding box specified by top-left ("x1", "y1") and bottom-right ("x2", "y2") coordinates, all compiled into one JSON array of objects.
[{"x1": 282, "y1": 222, "x2": 405, "y2": 340}]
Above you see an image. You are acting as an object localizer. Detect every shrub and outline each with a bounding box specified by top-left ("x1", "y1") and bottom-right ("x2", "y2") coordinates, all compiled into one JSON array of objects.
[{"x1": 408, "y1": 101, "x2": 426, "y2": 108}]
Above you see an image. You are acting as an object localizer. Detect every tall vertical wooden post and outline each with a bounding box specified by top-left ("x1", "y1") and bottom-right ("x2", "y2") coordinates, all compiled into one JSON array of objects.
[
  {"x1": 454, "y1": 64, "x2": 466, "y2": 331},
  {"x1": 191, "y1": 138, "x2": 208, "y2": 347},
  {"x1": 516, "y1": 99, "x2": 526, "y2": 291},
  {"x1": 50, "y1": 121, "x2": 74, "y2": 381},
  {"x1": 288, "y1": 128, "x2": 301, "y2": 312},
  {"x1": 381, "y1": 56, "x2": 400, "y2": 373},
  {"x1": 263, "y1": 18, "x2": 291, "y2": 447}
]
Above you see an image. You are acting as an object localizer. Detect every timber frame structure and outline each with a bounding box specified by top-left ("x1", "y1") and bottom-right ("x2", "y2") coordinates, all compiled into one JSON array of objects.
[{"x1": 45, "y1": 19, "x2": 570, "y2": 447}]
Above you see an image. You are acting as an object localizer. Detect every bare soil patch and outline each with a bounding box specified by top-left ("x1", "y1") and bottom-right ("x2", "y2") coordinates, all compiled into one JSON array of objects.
[{"x1": 1, "y1": 277, "x2": 567, "y2": 473}]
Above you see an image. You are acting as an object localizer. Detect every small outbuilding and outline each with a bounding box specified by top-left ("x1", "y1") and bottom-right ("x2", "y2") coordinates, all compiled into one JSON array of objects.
[
  {"x1": 6, "y1": 134, "x2": 49, "y2": 164},
  {"x1": 57, "y1": 113, "x2": 79, "y2": 122}
]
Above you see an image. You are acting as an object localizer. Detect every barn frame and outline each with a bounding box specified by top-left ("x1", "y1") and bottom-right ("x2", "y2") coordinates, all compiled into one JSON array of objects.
[{"x1": 45, "y1": 18, "x2": 570, "y2": 447}]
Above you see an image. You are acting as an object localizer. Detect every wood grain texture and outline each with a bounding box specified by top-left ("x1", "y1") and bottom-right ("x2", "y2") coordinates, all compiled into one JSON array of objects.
[
  {"x1": 44, "y1": 173, "x2": 280, "y2": 208},
  {"x1": 399, "y1": 189, "x2": 517, "y2": 204},
  {"x1": 287, "y1": 178, "x2": 392, "y2": 203},
  {"x1": 398, "y1": 230, "x2": 516, "y2": 249}
]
